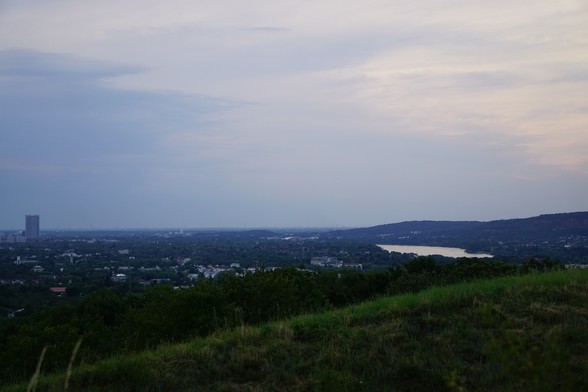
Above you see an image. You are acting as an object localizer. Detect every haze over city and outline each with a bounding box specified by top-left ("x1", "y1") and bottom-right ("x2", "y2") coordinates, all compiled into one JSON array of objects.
[{"x1": 1, "y1": 1, "x2": 587, "y2": 229}]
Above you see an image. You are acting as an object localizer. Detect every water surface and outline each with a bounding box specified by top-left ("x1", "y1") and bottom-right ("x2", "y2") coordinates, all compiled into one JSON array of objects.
[{"x1": 378, "y1": 244, "x2": 493, "y2": 258}]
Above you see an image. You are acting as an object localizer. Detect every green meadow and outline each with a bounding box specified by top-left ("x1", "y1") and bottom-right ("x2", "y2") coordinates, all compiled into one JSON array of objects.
[{"x1": 4, "y1": 269, "x2": 588, "y2": 391}]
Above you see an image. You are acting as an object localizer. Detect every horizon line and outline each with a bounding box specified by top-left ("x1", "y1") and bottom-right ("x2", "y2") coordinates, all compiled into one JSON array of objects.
[{"x1": 1, "y1": 210, "x2": 586, "y2": 233}]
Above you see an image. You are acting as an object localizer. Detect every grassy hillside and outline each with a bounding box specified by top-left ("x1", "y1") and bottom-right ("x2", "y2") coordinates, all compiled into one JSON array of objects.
[{"x1": 5, "y1": 270, "x2": 588, "y2": 391}]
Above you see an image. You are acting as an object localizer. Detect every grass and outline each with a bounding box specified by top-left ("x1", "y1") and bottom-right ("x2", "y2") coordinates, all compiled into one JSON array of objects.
[{"x1": 3, "y1": 270, "x2": 588, "y2": 391}]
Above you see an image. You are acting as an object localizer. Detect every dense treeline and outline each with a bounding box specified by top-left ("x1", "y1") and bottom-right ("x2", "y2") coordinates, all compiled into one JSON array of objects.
[{"x1": 0, "y1": 257, "x2": 563, "y2": 384}]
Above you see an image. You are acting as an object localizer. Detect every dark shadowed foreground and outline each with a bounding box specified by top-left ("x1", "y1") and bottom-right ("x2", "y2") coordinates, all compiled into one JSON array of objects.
[{"x1": 3, "y1": 270, "x2": 588, "y2": 391}]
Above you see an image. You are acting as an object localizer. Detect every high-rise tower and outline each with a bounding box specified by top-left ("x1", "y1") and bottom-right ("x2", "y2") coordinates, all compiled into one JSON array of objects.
[{"x1": 25, "y1": 215, "x2": 40, "y2": 240}]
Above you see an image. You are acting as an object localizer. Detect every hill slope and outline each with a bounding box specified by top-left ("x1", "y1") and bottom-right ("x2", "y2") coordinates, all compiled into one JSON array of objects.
[
  {"x1": 327, "y1": 211, "x2": 588, "y2": 242},
  {"x1": 6, "y1": 270, "x2": 588, "y2": 391},
  {"x1": 324, "y1": 212, "x2": 588, "y2": 260}
]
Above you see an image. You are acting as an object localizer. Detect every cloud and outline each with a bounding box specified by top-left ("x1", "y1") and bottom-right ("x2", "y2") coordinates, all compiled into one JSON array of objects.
[
  {"x1": 239, "y1": 26, "x2": 290, "y2": 33},
  {"x1": 0, "y1": 49, "x2": 239, "y2": 174},
  {"x1": 0, "y1": 1, "x2": 587, "y2": 228},
  {"x1": 0, "y1": 48, "x2": 142, "y2": 79},
  {"x1": 0, "y1": 48, "x2": 248, "y2": 227}
]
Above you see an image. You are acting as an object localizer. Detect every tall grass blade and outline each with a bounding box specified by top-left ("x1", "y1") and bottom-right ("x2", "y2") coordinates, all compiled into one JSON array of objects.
[
  {"x1": 64, "y1": 338, "x2": 83, "y2": 391},
  {"x1": 26, "y1": 346, "x2": 47, "y2": 392}
]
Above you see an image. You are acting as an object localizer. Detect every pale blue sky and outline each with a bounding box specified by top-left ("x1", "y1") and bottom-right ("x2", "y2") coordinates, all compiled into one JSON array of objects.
[{"x1": 1, "y1": 0, "x2": 587, "y2": 229}]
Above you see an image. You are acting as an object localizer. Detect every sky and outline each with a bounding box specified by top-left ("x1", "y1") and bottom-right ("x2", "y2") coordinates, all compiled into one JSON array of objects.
[{"x1": 1, "y1": 0, "x2": 587, "y2": 229}]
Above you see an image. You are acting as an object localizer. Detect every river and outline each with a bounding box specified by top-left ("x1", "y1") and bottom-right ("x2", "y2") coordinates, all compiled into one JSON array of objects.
[{"x1": 377, "y1": 244, "x2": 493, "y2": 258}]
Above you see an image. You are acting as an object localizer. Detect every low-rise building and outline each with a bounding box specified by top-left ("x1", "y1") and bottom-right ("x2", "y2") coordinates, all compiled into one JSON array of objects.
[
  {"x1": 111, "y1": 273, "x2": 127, "y2": 282},
  {"x1": 310, "y1": 256, "x2": 343, "y2": 268}
]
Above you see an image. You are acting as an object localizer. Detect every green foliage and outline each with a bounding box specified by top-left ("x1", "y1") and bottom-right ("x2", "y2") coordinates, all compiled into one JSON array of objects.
[
  {"x1": 485, "y1": 332, "x2": 576, "y2": 391},
  {"x1": 404, "y1": 256, "x2": 439, "y2": 274},
  {"x1": 3, "y1": 270, "x2": 587, "y2": 392},
  {"x1": 122, "y1": 282, "x2": 230, "y2": 349},
  {"x1": 220, "y1": 267, "x2": 326, "y2": 324},
  {"x1": 0, "y1": 257, "x2": 567, "y2": 386},
  {"x1": 521, "y1": 256, "x2": 565, "y2": 273}
]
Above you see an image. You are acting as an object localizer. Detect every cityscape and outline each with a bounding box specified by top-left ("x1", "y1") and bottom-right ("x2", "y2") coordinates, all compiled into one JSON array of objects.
[
  {"x1": 0, "y1": 215, "x2": 39, "y2": 243},
  {"x1": 2, "y1": 211, "x2": 587, "y2": 313},
  {"x1": 1, "y1": 1, "x2": 587, "y2": 388}
]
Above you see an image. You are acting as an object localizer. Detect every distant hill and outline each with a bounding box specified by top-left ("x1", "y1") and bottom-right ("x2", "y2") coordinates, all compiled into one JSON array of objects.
[
  {"x1": 326, "y1": 220, "x2": 484, "y2": 240},
  {"x1": 326, "y1": 212, "x2": 588, "y2": 241},
  {"x1": 322, "y1": 212, "x2": 588, "y2": 260},
  {"x1": 476, "y1": 211, "x2": 588, "y2": 239}
]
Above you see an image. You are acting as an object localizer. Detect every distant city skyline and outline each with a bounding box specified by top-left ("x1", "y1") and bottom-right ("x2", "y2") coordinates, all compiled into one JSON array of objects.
[{"x1": 1, "y1": 1, "x2": 587, "y2": 229}]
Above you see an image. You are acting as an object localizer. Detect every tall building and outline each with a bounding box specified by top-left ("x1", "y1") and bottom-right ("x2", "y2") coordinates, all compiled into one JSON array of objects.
[{"x1": 25, "y1": 215, "x2": 40, "y2": 240}]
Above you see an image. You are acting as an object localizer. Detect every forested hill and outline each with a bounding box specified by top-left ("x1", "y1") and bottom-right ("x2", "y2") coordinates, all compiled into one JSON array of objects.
[
  {"x1": 477, "y1": 212, "x2": 588, "y2": 240},
  {"x1": 322, "y1": 212, "x2": 588, "y2": 255}
]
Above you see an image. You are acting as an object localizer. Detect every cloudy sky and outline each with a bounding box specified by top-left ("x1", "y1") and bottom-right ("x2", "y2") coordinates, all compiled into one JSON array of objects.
[{"x1": 1, "y1": 0, "x2": 587, "y2": 229}]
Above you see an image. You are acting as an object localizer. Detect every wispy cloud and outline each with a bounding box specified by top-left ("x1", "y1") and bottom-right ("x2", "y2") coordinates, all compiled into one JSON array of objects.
[
  {"x1": 0, "y1": 48, "x2": 142, "y2": 79},
  {"x1": 0, "y1": 0, "x2": 586, "y2": 228},
  {"x1": 239, "y1": 26, "x2": 290, "y2": 32},
  {"x1": 0, "y1": 49, "x2": 239, "y2": 173}
]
